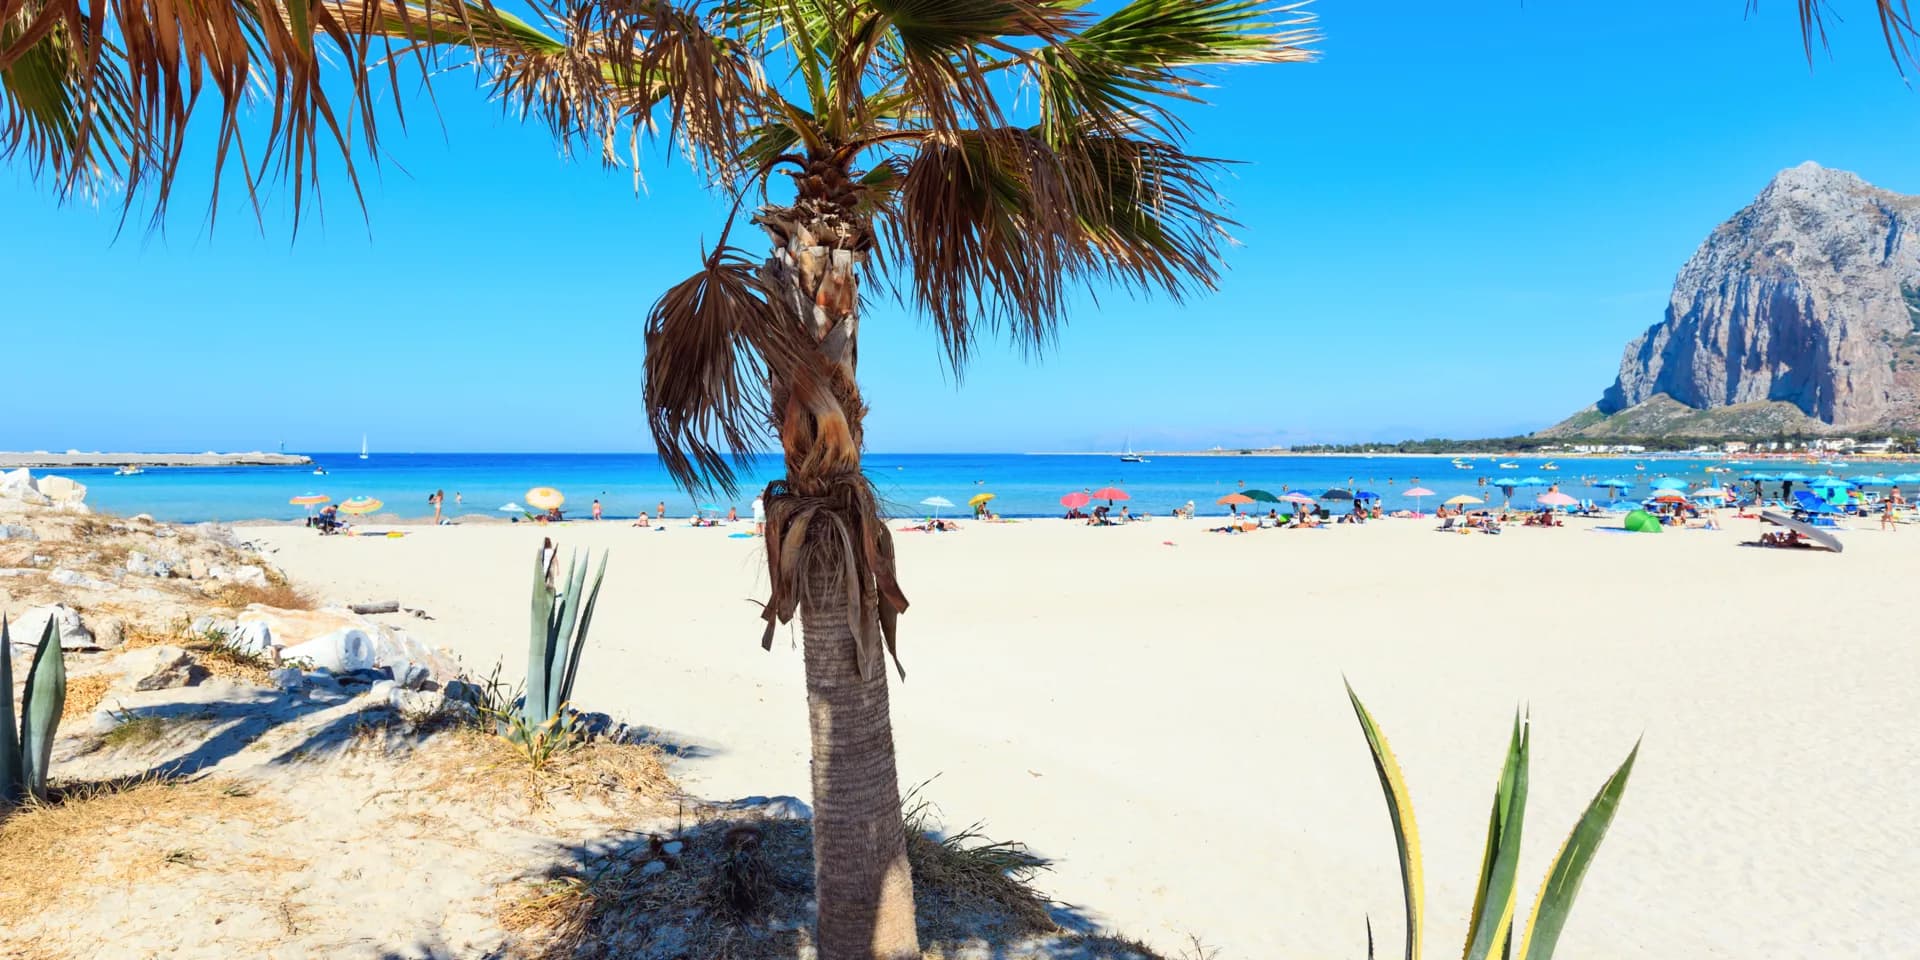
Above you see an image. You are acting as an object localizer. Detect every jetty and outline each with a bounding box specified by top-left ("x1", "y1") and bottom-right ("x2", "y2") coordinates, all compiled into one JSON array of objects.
[{"x1": 0, "y1": 451, "x2": 312, "y2": 468}]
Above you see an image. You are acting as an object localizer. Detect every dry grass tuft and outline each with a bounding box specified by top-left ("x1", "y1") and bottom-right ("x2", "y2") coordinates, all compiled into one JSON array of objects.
[
  {"x1": 179, "y1": 630, "x2": 274, "y2": 686},
  {"x1": 0, "y1": 775, "x2": 278, "y2": 928},
  {"x1": 213, "y1": 579, "x2": 314, "y2": 611},
  {"x1": 60, "y1": 672, "x2": 114, "y2": 722},
  {"x1": 902, "y1": 789, "x2": 1058, "y2": 942},
  {"x1": 429, "y1": 728, "x2": 675, "y2": 812},
  {"x1": 119, "y1": 623, "x2": 179, "y2": 651},
  {"x1": 98, "y1": 711, "x2": 175, "y2": 750}
]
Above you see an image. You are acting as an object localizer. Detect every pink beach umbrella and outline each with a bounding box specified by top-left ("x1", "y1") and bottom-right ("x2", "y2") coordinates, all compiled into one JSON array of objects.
[
  {"x1": 1403, "y1": 486, "x2": 1435, "y2": 513},
  {"x1": 1537, "y1": 491, "x2": 1579, "y2": 508},
  {"x1": 1060, "y1": 491, "x2": 1092, "y2": 510}
]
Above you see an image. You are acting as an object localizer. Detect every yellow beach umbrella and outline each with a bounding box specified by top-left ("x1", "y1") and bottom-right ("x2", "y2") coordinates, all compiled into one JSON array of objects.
[
  {"x1": 339, "y1": 496, "x2": 384, "y2": 515},
  {"x1": 289, "y1": 494, "x2": 330, "y2": 506},
  {"x1": 1444, "y1": 494, "x2": 1484, "y2": 506},
  {"x1": 968, "y1": 492, "x2": 996, "y2": 508},
  {"x1": 526, "y1": 487, "x2": 566, "y2": 511}
]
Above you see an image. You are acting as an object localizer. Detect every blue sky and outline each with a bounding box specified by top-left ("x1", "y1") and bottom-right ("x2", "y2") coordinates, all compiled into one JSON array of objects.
[{"x1": 4, "y1": 1, "x2": 1918, "y2": 453}]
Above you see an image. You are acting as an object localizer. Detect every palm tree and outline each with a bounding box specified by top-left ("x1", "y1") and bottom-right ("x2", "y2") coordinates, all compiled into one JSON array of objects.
[{"x1": 2, "y1": 3, "x2": 1913, "y2": 957}]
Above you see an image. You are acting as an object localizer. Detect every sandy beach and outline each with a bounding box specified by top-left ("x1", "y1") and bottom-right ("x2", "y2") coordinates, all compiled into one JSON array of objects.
[{"x1": 239, "y1": 514, "x2": 1917, "y2": 958}]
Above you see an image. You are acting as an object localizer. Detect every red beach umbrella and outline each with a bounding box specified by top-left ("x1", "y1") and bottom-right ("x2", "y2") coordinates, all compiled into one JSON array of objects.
[
  {"x1": 1217, "y1": 493, "x2": 1255, "y2": 506},
  {"x1": 1091, "y1": 487, "x2": 1130, "y2": 503},
  {"x1": 1060, "y1": 492, "x2": 1092, "y2": 509}
]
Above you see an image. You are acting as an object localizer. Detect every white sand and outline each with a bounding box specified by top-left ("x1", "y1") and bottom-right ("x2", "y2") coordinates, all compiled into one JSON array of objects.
[{"x1": 245, "y1": 515, "x2": 1920, "y2": 958}]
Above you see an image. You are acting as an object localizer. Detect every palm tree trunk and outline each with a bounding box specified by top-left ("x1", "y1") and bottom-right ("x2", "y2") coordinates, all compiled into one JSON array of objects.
[
  {"x1": 801, "y1": 565, "x2": 919, "y2": 959},
  {"x1": 757, "y1": 175, "x2": 920, "y2": 959}
]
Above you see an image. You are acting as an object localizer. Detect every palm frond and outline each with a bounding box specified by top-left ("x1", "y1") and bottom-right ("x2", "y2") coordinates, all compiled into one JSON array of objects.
[
  {"x1": 879, "y1": 126, "x2": 1230, "y2": 370},
  {"x1": 864, "y1": 0, "x2": 1080, "y2": 139},
  {"x1": 643, "y1": 244, "x2": 826, "y2": 494},
  {"x1": 1035, "y1": 0, "x2": 1318, "y2": 141},
  {"x1": 1776, "y1": 1, "x2": 1918, "y2": 73}
]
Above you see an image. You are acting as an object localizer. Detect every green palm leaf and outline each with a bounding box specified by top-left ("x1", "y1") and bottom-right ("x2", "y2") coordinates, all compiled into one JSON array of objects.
[{"x1": 1515, "y1": 740, "x2": 1640, "y2": 960}]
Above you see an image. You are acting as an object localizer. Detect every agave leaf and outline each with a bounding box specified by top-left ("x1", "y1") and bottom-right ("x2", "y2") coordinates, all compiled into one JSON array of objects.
[
  {"x1": 1, "y1": 616, "x2": 20, "y2": 803},
  {"x1": 1463, "y1": 714, "x2": 1530, "y2": 960},
  {"x1": 558, "y1": 551, "x2": 608, "y2": 709},
  {"x1": 1347, "y1": 681, "x2": 1424, "y2": 960},
  {"x1": 547, "y1": 548, "x2": 589, "y2": 715},
  {"x1": 17, "y1": 617, "x2": 66, "y2": 801},
  {"x1": 1516, "y1": 740, "x2": 1641, "y2": 960},
  {"x1": 525, "y1": 541, "x2": 555, "y2": 724}
]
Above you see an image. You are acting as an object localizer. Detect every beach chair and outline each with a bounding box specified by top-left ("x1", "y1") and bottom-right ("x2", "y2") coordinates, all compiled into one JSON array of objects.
[{"x1": 1435, "y1": 517, "x2": 1456, "y2": 532}]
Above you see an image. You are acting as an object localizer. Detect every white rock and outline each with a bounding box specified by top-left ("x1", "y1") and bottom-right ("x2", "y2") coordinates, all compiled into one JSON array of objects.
[
  {"x1": 281, "y1": 627, "x2": 376, "y2": 673},
  {"x1": 115, "y1": 645, "x2": 206, "y2": 691},
  {"x1": 640, "y1": 860, "x2": 668, "y2": 877},
  {"x1": 225, "y1": 619, "x2": 273, "y2": 656},
  {"x1": 34, "y1": 475, "x2": 87, "y2": 505},
  {"x1": 390, "y1": 688, "x2": 448, "y2": 722},
  {"x1": 8, "y1": 604, "x2": 97, "y2": 650},
  {"x1": 722, "y1": 795, "x2": 813, "y2": 821},
  {"x1": 48, "y1": 568, "x2": 115, "y2": 590},
  {"x1": 266, "y1": 667, "x2": 305, "y2": 691},
  {"x1": 0, "y1": 523, "x2": 36, "y2": 540},
  {"x1": 0, "y1": 568, "x2": 37, "y2": 578},
  {"x1": 367, "y1": 679, "x2": 399, "y2": 701}
]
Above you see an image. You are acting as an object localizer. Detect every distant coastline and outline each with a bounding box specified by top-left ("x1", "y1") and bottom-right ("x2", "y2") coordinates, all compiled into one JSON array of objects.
[{"x1": 0, "y1": 451, "x2": 312, "y2": 468}]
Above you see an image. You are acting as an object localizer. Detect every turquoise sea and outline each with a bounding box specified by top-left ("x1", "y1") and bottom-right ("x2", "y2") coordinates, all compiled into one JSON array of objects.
[{"x1": 51, "y1": 452, "x2": 1843, "y2": 523}]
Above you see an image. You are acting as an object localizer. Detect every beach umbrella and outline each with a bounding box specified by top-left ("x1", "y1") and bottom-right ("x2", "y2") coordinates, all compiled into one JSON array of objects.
[
  {"x1": 1514, "y1": 477, "x2": 1549, "y2": 486},
  {"x1": 1622, "y1": 509, "x2": 1663, "y2": 533},
  {"x1": 339, "y1": 495, "x2": 383, "y2": 515},
  {"x1": 921, "y1": 495, "x2": 955, "y2": 519},
  {"x1": 499, "y1": 502, "x2": 525, "y2": 513},
  {"x1": 1444, "y1": 494, "x2": 1483, "y2": 506},
  {"x1": 1892, "y1": 473, "x2": 1920, "y2": 484},
  {"x1": 1690, "y1": 487, "x2": 1732, "y2": 500},
  {"x1": 1536, "y1": 491, "x2": 1578, "y2": 507},
  {"x1": 1216, "y1": 493, "x2": 1255, "y2": 506},
  {"x1": 1090, "y1": 486, "x2": 1130, "y2": 503},
  {"x1": 1354, "y1": 490, "x2": 1381, "y2": 501},
  {"x1": 967, "y1": 492, "x2": 996, "y2": 508},
  {"x1": 1648, "y1": 492, "x2": 1688, "y2": 504},
  {"x1": 1239, "y1": 489, "x2": 1282, "y2": 503},
  {"x1": 525, "y1": 486, "x2": 565, "y2": 511},
  {"x1": 1281, "y1": 492, "x2": 1317, "y2": 504},
  {"x1": 1650, "y1": 477, "x2": 1689, "y2": 491},
  {"x1": 1760, "y1": 510, "x2": 1843, "y2": 553},
  {"x1": 1060, "y1": 492, "x2": 1092, "y2": 510},
  {"x1": 1808, "y1": 477, "x2": 1852, "y2": 489},
  {"x1": 1320, "y1": 488, "x2": 1354, "y2": 501},
  {"x1": 1403, "y1": 486, "x2": 1435, "y2": 512},
  {"x1": 1592, "y1": 478, "x2": 1633, "y2": 488},
  {"x1": 1738, "y1": 472, "x2": 1780, "y2": 482},
  {"x1": 1848, "y1": 475, "x2": 1892, "y2": 486},
  {"x1": 289, "y1": 493, "x2": 330, "y2": 506},
  {"x1": 1777, "y1": 472, "x2": 1815, "y2": 482},
  {"x1": 698, "y1": 503, "x2": 722, "y2": 514}
]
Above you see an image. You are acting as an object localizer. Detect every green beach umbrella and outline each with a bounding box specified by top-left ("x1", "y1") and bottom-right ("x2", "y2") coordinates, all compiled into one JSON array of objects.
[
  {"x1": 1239, "y1": 489, "x2": 1282, "y2": 503},
  {"x1": 1622, "y1": 509, "x2": 1662, "y2": 533}
]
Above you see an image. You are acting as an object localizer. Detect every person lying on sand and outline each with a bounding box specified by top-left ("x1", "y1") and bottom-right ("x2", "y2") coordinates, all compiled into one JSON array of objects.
[{"x1": 632, "y1": 512, "x2": 650, "y2": 527}]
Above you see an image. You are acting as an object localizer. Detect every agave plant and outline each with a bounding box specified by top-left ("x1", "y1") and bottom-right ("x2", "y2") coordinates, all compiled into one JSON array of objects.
[
  {"x1": 500, "y1": 539, "x2": 607, "y2": 749},
  {"x1": 1, "y1": 615, "x2": 68, "y2": 804},
  {"x1": 1346, "y1": 682, "x2": 1638, "y2": 960}
]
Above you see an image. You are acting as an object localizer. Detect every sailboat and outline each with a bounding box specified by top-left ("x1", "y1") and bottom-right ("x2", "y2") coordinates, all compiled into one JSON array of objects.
[
  {"x1": 359, "y1": 435, "x2": 369, "y2": 460},
  {"x1": 1118, "y1": 436, "x2": 1147, "y2": 463}
]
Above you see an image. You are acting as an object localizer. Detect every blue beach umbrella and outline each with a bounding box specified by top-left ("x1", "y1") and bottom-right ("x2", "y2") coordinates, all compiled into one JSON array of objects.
[
  {"x1": 1849, "y1": 475, "x2": 1893, "y2": 486},
  {"x1": 1353, "y1": 491, "x2": 1381, "y2": 502},
  {"x1": 1893, "y1": 473, "x2": 1920, "y2": 484},
  {"x1": 1650, "y1": 477, "x2": 1689, "y2": 491},
  {"x1": 1513, "y1": 477, "x2": 1550, "y2": 486},
  {"x1": 1739, "y1": 472, "x2": 1780, "y2": 482},
  {"x1": 1777, "y1": 472, "x2": 1815, "y2": 482}
]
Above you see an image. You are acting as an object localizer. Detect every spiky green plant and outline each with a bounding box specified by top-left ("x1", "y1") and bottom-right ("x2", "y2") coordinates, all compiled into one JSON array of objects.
[
  {"x1": 2, "y1": 615, "x2": 68, "y2": 804},
  {"x1": 1346, "y1": 682, "x2": 1638, "y2": 960},
  {"x1": 501, "y1": 539, "x2": 607, "y2": 750}
]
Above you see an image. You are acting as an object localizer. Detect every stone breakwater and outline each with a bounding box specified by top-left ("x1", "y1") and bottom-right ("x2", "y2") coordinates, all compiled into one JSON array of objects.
[{"x1": 0, "y1": 451, "x2": 313, "y2": 468}]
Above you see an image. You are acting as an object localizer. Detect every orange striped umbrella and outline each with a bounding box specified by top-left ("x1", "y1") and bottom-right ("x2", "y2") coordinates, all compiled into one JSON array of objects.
[
  {"x1": 289, "y1": 494, "x2": 330, "y2": 506},
  {"x1": 1216, "y1": 493, "x2": 1254, "y2": 506},
  {"x1": 339, "y1": 496, "x2": 384, "y2": 515}
]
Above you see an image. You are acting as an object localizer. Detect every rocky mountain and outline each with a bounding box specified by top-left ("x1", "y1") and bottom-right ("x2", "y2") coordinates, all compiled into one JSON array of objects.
[{"x1": 1553, "y1": 162, "x2": 1920, "y2": 436}]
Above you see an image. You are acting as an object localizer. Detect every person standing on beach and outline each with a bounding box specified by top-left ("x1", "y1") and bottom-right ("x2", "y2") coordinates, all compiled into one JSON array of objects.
[
  {"x1": 727, "y1": 506, "x2": 739, "y2": 522},
  {"x1": 752, "y1": 495, "x2": 765, "y2": 536},
  {"x1": 592, "y1": 499, "x2": 603, "y2": 521},
  {"x1": 656, "y1": 500, "x2": 667, "y2": 521},
  {"x1": 429, "y1": 489, "x2": 444, "y2": 525}
]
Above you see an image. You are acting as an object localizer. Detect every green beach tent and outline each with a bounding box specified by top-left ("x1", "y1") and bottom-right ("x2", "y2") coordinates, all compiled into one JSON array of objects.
[{"x1": 1623, "y1": 509, "x2": 1663, "y2": 533}]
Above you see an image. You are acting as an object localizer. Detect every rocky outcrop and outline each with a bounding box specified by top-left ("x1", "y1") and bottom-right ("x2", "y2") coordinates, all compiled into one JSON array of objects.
[{"x1": 1592, "y1": 162, "x2": 1920, "y2": 431}]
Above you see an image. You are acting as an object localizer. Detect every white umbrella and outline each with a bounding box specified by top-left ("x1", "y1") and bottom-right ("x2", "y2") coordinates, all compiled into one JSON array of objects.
[
  {"x1": 499, "y1": 502, "x2": 524, "y2": 513},
  {"x1": 920, "y1": 495, "x2": 955, "y2": 519}
]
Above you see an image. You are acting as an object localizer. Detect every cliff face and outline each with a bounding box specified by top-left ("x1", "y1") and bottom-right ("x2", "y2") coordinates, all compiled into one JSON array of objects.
[{"x1": 1595, "y1": 162, "x2": 1920, "y2": 430}]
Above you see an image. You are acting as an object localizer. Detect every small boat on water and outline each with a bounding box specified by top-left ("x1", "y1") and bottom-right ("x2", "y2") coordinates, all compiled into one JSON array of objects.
[
  {"x1": 1542, "y1": 461, "x2": 1559, "y2": 471},
  {"x1": 1498, "y1": 462, "x2": 1519, "y2": 470},
  {"x1": 1118, "y1": 437, "x2": 1147, "y2": 463},
  {"x1": 359, "y1": 435, "x2": 370, "y2": 460},
  {"x1": 312, "y1": 466, "x2": 328, "y2": 476},
  {"x1": 113, "y1": 465, "x2": 145, "y2": 476},
  {"x1": 1634, "y1": 463, "x2": 1646, "y2": 471}
]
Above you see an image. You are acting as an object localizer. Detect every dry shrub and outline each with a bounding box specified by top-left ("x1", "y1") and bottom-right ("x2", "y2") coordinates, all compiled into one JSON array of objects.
[
  {"x1": 60, "y1": 672, "x2": 113, "y2": 722},
  {"x1": 179, "y1": 632, "x2": 274, "y2": 686},
  {"x1": 0, "y1": 775, "x2": 280, "y2": 928},
  {"x1": 902, "y1": 790, "x2": 1057, "y2": 942},
  {"x1": 429, "y1": 728, "x2": 675, "y2": 812},
  {"x1": 119, "y1": 624, "x2": 178, "y2": 651},
  {"x1": 213, "y1": 579, "x2": 314, "y2": 611}
]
